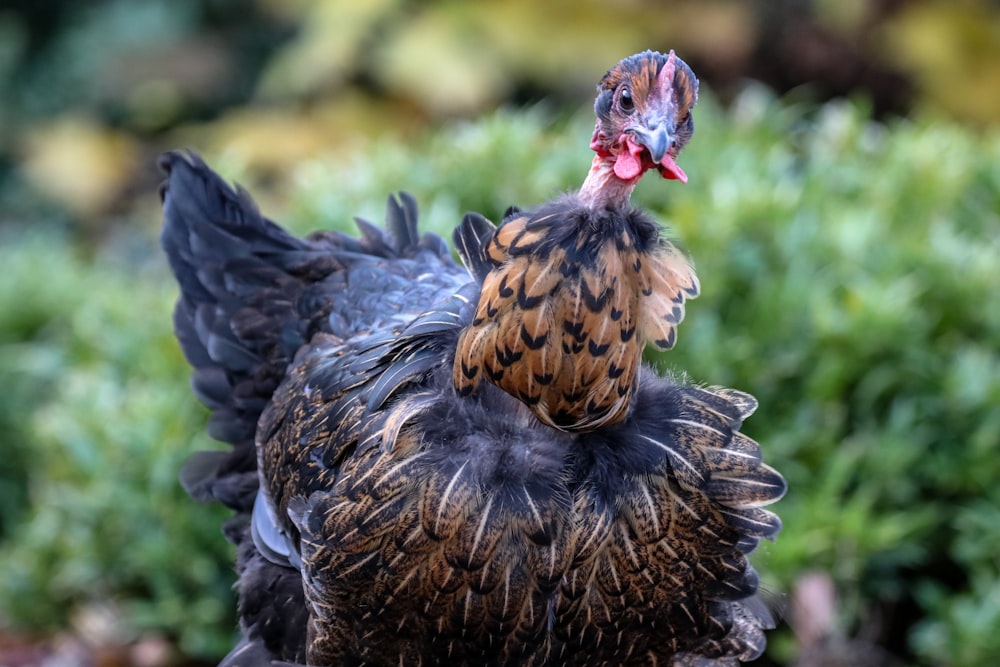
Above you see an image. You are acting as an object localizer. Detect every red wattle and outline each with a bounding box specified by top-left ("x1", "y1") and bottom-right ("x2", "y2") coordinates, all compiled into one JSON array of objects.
[
  {"x1": 613, "y1": 137, "x2": 645, "y2": 180},
  {"x1": 610, "y1": 136, "x2": 689, "y2": 183},
  {"x1": 658, "y1": 154, "x2": 688, "y2": 183},
  {"x1": 614, "y1": 152, "x2": 642, "y2": 180}
]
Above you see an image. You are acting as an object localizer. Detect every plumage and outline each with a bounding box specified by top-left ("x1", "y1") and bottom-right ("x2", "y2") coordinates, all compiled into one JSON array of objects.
[
  {"x1": 161, "y1": 49, "x2": 784, "y2": 667},
  {"x1": 453, "y1": 198, "x2": 700, "y2": 432},
  {"x1": 453, "y1": 50, "x2": 701, "y2": 432}
]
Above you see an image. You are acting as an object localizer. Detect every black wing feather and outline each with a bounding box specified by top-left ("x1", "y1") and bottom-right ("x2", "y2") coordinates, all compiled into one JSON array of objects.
[{"x1": 454, "y1": 211, "x2": 499, "y2": 281}]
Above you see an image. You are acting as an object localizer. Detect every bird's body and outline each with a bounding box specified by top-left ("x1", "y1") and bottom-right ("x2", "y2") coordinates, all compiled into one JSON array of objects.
[{"x1": 161, "y1": 50, "x2": 784, "y2": 667}]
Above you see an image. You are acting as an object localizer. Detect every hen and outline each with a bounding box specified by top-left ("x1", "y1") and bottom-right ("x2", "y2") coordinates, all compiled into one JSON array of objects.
[{"x1": 160, "y1": 50, "x2": 785, "y2": 667}]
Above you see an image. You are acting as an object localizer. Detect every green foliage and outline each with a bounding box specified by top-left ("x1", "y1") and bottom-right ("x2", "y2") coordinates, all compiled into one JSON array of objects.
[
  {"x1": 0, "y1": 231, "x2": 236, "y2": 656},
  {"x1": 911, "y1": 493, "x2": 1000, "y2": 665},
  {"x1": 1, "y1": 90, "x2": 997, "y2": 664},
  {"x1": 281, "y1": 106, "x2": 590, "y2": 236}
]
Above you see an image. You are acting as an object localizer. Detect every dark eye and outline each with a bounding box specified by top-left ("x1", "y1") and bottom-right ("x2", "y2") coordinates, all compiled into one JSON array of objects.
[{"x1": 618, "y1": 87, "x2": 635, "y2": 113}]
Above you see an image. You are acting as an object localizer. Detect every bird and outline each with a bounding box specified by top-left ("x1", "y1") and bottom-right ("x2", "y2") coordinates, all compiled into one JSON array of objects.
[
  {"x1": 160, "y1": 49, "x2": 785, "y2": 667},
  {"x1": 453, "y1": 50, "x2": 700, "y2": 432}
]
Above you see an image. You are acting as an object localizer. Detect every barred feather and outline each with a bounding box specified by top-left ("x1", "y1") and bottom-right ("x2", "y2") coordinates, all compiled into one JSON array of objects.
[{"x1": 453, "y1": 203, "x2": 699, "y2": 432}]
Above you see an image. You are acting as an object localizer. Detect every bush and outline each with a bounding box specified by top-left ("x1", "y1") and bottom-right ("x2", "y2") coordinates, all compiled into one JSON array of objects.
[
  {"x1": 1, "y1": 88, "x2": 997, "y2": 664},
  {"x1": 0, "y1": 231, "x2": 236, "y2": 657}
]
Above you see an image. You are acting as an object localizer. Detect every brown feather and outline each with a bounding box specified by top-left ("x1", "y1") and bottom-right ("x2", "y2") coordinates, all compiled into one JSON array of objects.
[
  {"x1": 164, "y1": 58, "x2": 785, "y2": 663},
  {"x1": 454, "y1": 206, "x2": 699, "y2": 432}
]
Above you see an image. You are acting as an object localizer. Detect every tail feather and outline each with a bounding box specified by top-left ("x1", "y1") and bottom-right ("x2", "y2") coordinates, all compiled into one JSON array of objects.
[
  {"x1": 160, "y1": 150, "x2": 318, "y2": 513},
  {"x1": 161, "y1": 148, "x2": 461, "y2": 516},
  {"x1": 160, "y1": 150, "x2": 376, "y2": 661},
  {"x1": 384, "y1": 191, "x2": 420, "y2": 251},
  {"x1": 347, "y1": 192, "x2": 451, "y2": 261}
]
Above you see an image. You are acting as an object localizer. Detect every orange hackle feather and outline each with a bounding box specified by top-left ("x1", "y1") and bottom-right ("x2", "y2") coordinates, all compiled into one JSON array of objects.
[{"x1": 454, "y1": 211, "x2": 699, "y2": 432}]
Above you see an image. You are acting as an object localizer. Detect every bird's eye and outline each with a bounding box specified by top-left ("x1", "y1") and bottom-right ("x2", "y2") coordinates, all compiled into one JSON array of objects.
[{"x1": 618, "y1": 87, "x2": 635, "y2": 113}]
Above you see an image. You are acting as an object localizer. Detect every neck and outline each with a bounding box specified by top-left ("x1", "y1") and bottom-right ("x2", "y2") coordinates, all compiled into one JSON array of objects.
[{"x1": 578, "y1": 154, "x2": 639, "y2": 208}]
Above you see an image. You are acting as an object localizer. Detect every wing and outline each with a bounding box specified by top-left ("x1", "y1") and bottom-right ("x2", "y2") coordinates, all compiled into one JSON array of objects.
[{"x1": 256, "y1": 293, "x2": 494, "y2": 666}]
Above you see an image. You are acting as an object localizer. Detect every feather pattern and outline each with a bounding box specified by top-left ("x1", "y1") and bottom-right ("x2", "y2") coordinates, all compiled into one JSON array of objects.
[
  {"x1": 267, "y1": 355, "x2": 784, "y2": 666},
  {"x1": 453, "y1": 196, "x2": 699, "y2": 432},
  {"x1": 161, "y1": 48, "x2": 785, "y2": 667}
]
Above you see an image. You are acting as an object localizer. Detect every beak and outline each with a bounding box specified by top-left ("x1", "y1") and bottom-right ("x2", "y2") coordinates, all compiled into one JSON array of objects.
[
  {"x1": 626, "y1": 120, "x2": 687, "y2": 183},
  {"x1": 629, "y1": 124, "x2": 671, "y2": 164}
]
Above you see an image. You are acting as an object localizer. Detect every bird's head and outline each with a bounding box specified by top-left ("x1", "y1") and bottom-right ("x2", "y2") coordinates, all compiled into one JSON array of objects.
[{"x1": 581, "y1": 50, "x2": 699, "y2": 206}]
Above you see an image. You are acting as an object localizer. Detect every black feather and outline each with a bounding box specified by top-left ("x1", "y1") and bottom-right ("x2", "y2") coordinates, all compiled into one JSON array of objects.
[
  {"x1": 161, "y1": 144, "x2": 784, "y2": 666},
  {"x1": 454, "y1": 211, "x2": 498, "y2": 281},
  {"x1": 160, "y1": 150, "x2": 472, "y2": 664}
]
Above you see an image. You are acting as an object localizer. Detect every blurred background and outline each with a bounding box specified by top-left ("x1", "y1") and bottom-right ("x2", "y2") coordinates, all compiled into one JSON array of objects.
[{"x1": 1, "y1": 0, "x2": 998, "y2": 665}]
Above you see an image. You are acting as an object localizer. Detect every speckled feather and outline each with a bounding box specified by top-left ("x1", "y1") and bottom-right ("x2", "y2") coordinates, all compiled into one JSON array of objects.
[
  {"x1": 266, "y1": 356, "x2": 782, "y2": 666},
  {"x1": 453, "y1": 199, "x2": 699, "y2": 432},
  {"x1": 160, "y1": 50, "x2": 784, "y2": 667}
]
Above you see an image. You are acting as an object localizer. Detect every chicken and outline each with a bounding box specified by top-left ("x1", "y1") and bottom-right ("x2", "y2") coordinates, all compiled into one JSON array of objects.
[
  {"x1": 160, "y1": 49, "x2": 785, "y2": 667},
  {"x1": 454, "y1": 50, "x2": 700, "y2": 431}
]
